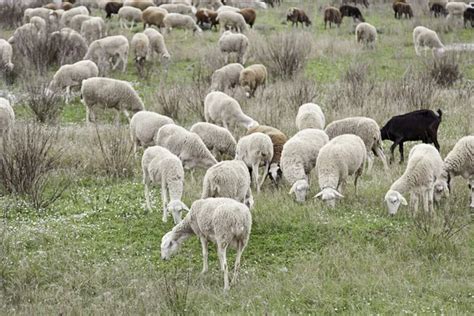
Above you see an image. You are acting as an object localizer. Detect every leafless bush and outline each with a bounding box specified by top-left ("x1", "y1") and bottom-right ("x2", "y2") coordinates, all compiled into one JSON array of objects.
[
  {"x1": 154, "y1": 86, "x2": 182, "y2": 120},
  {"x1": 0, "y1": 123, "x2": 68, "y2": 210},
  {"x1": 251, "y1": 31, "x2": 312, "y2": 79},
  {"x1": 182, "y1": 62, "x2": 211, "y2": 122},
  {"x1": 426, "y1": 56, "x2": 462, "y2": 87},
  {"x1": 396, "y1": 67, "x2": 439, "y2": 110},
  {"x1": 23, "y1": 79, "x2": 63, "y2": 124},
  {"x1": 160, "y1": 267, "x2": 193, "y2": 316},
  {"x1": 0, "y1": 1, "x2": 24, "y2": 29}
]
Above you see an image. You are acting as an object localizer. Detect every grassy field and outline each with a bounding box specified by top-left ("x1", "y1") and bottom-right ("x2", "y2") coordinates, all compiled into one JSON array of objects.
[{"x1": 1, "y1": 0, "x2": 473, "y2": 314}]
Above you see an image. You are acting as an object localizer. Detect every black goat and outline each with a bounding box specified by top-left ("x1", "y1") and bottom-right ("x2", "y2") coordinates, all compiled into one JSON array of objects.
[
  {"x1": 430, "y1": 3, "x2": 447, "y2": 18},
  {"x1": 105, "y1": 1, "x2": 123, "y2": 19},
  {"x1": 465, "y1": 8, "x2": 474, "y2": 28},
  {"x1": 339, "y1": 5, "x2": 365, "y2": 22},
  {"x1": 380, "y1": 109, "x2": 442, "y2": 163}
]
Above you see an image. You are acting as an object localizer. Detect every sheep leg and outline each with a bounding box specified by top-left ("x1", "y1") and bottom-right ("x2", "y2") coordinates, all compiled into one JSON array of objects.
[
  {"x1": 200, "y1": 237, "x2": 209, "y2": 274},
  {"x1": 389, "y1": 141, "x2": 398, "y2": 164},
  {"x1": 367, "y1": 152, "x2": 374, "y2": 172},
  {"x1": 114, "y1": 109, "x2": 121, "y2": 126},
  {"x1": 428, "y1": 187, "x2": 435, "y2": 213},
  {"x1": 123, "y1": 110, "x2": 131, "y2": 123},
  {"x1": 375, "y1": 147, "x2": 389, "y2": 171},
  {"x1": 65, "y1": 86, "x2": 71, "y2": 104},
  {"x1": 354, "y1": 168, "x2": 363, "y2": 195},
  {"x1": 144, "y1": 172, "x2": 152, "y2": 211},
  {"x1": 258, "y1": 161, "x2": 270, "y2": 190},
  {"x1": 398, "y1": 142, "x2": 404, "y2": 163},
  {"x1": 217, "y1": 243, "x2": 229, "y2": 291},
  {"x1": 252, "y1": 163, "x2": 260, "y2": 193},
  {"x1": 231, "y1": 240, "x2": 244, "y2": 285},
  {"x1": 410, "y1": 192, "x2": 419, "y2": 214},
  {"x1": 161, "y1": 179, "x2": 168, "y2": 222},
  {"x1": 422, "y1": 188, "x2": 430, "y2": 214}
]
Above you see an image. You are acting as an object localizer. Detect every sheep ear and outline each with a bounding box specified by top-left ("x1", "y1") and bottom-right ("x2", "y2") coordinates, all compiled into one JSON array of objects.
[
  {"x1": 335, "y1": 191, "x2": 344, "y2": 198},
  {"x1": 289, "y1": 183, "x2": 297, "y2": 195},
  {"x1": 314, "y1": 191, "x2": 323, "y2": 199},
  {"x1": 400, "y1": 195, "x2": 408, "y2": 205}
]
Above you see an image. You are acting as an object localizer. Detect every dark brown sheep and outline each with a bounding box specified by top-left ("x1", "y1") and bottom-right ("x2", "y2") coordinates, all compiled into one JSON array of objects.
[
  {"x1": 44, "y1": 2, "x2": 73, "y2": 10},
  {"x1": 324, "y1": 7, "x2": 342, "y2": 29},
  {"x1": 239, "y1": 8, "x2": 256, "y2": 28},
  {"x1": 105, "y1": 2, "x2": 123, "y2": 19},
  {"x1": 393, "y1": 2, "x2": 413, "y2": 19},
  {"x1": 430, "y1": 4, "x2": 448, "y2": 18},
  {"x1": 339, "y1": 5, "x2": 365, "y2": 22},
  {"x1": 196, "y1": 9, "x2": 219, "y2": 30},
  {"x1": 342, "y1": 0, "x2": 369, "y2": 8},
  {"x1": 286, "y1": 7, "x2": 311, "y2": 27},
  {"x1": 142, "y1": 7, "x2": 167, "y2": 29}
]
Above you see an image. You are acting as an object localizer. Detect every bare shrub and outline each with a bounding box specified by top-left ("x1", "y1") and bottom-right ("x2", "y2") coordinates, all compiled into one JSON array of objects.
[
  {"x1": 182, "y1": 62, "x2": 212, "y2": 122},
  {"x1": 154, "y1": 86, "x2": 182, "y2": 121},
  {"x1": 426, "y1": 56, "x2": 462, "y2": 87},
  {"x1": 23, "y1": 79, "x2": 63, "y2": 124},
  {"x1": 251, "y1": 31, "x2": 312, "y2": 79},
  {"x1": 160, "y1": 267, "x2": 193, "y2": 316},
  {"x1": 0, "y1": 123, "x2": 68, "y2": 210},
  {"x1": 0, "y1": 1, "x2": 24, "y2": 29},
  {"x1": 396, "y1": 67, "x2": 439, "y2": 110}
]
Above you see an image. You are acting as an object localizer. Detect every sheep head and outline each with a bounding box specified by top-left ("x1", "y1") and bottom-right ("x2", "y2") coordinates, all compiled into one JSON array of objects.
[
  {"x1": 289, "y1": 179, "x2": 309, "y2": 203},
  {"x1": 433, "y1": 179, "x2": 449, "y2": 203},
  {"x1": 160, "y1": 231, "x2": 181, "y2": 260},
  {"x1": 384, "y1": 189, "x2": 407, "y2": 215},
  {"x1": 314, "y1": 187, "x2": 344, "y2": 208},
  {"x1": 167, "y1": 200, "x2": 189, "y2": 224}
]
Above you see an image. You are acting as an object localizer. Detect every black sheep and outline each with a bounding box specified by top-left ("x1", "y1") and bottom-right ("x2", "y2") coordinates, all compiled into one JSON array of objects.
[
  {"x1": 464, "y1": 7, "x2": 474, "y2": 28},
  {"x1": 339, "y1": 5, "x2": 365, "y2": 22},
  {"x1": 430, "y1": 3, "x2": 447, "y2": 18},
  {"x1": 105, "y1": 1, "x2": 123, "y2": 19}
]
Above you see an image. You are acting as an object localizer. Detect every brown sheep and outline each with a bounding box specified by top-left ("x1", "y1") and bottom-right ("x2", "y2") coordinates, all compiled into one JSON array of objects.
[
  {"x1": 239, "y1": 8, "x2": 256, "y2": 28},
  {"x1": 44, "y1": 2, "x2": 73, "y2": 10},
  {"x1": 393, "y1": 2, "x2": 413, "y2": 19},
  {"x1": 195, "y1": 9, "x2": 218, "y2": 30},
  {"x1": 324, "y1": 7, "x2": 342, "y2": 29},
  {"x1": 342, "y1": 0, "x2": 369, "y2": 8},
  {"x1": 246, "y1": 125, "x2": 288, "y2": 185},
  {"x1": 142, "y1": 7, "x2": 167, "y2": 29},
  {"x1": 239, "y1": 64, "x2": 267, "y2": 98},
  {"x1": 123, "y1": 0, "x2": 155, "y2": 11},
  {"x1": 286, "y1": 7, "x2": 311, "y2": 27}
]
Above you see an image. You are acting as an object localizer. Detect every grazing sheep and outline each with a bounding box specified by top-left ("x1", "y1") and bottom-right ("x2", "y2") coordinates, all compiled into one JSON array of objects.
[
  {"x1": 465, "y1": 7, "x2": 474, "y2": 27},
  {"x1": 218, "y1": 31, "x2": 249, "y2": 64},
  {"x1": 195, "y1": 8, "x2": 219, "y2": 30},
  {"x1": 430, "y1": 3, "x2": 448, "y2": 17},
  {"x1": 286, "y1": 7, "x2": 311, "y2": 27},
  {"x1": 44, "y1": 2, "x2": 73, "y2": 11},
  {"x1": 224, "y1": 0, "x2": 267, "y2": 9},
  {"x1": 190, "y1": 122, "x2": 237, "y2": 159},
  {"x1": 412, "y1": 26, "x2": 445, "y2": 57},
  {"x1": 160, "y1": 3, "x2": 196, "y2": 15},
  {"x1": 295, "y1": 103, "x2": 325, "y2": 131},
  {"x1": 143, "y1": 27, "x2": 171, "y2": 61},
  {"x1": 81, "y1": 77, "x2": 145, "y2": 124},
  {"x1": 0, "y1": 39, "x2": 14, "y2": 73},
  {"x1": 204, "y1": 91, "x2": 258, "y2": 133},
  {"x1": 84, "y1": 35, "x2": 129, "y2": 73},
  {"x1": 142, "y1": 6, "x2": 168, "y2": 29},
  {"x1": 217, "y1": 5, "x2": 240, "y2": 13},
  {"x1": 239, "y1": 64, "x2": 267, "y2": 98},
  {"x1": 355, "y1": 22, "x2": 377, "y2": 49},
  {"x1": 202, "y1": 160, "x2": 253, "y2": 208},
  {"x1": 161, "y1": 198, "x2": 252, "y2": 291},
  {"x1": 381, "y1": 109, "x2": 442, "y2": 163},
  {"x1": 324, "y1": 7, "x2": 342, "y2": 29},
  {"x1": 0, "y1": 97, "x2": 15, "y2": 144},
  {"x1": 196, "y1": 0, "x2": 223, "y2": 10},
  {"x1": 80, "y1": 16, "x2": 106, "y2": 43},
  {"x1": 342, "y1": 0, "x2": 369, "y2": 8},
  {"x1": 60, "y1": 5, "x2": 89, "y2": 26},
  {"x1": 142, "y1": 146, "x2": 188, "y2": 223},
  {"x1": 210, "y1": 63, "x2": 244, "y2": 92},
  {"x1": 154, "y1": 124, "x2": 218, "y2": 170},
  {"x1": 163, "y1": 13, "x2": 203, "y2": 34},
  {"x1": 50, "y1": 27, "x2": 88, "y2": 65},
  {"x1": 131, "y1": 32, "x2": 150, "y2": 73},
  {"x1": 216, "y1": 10, "x2": 248, "y2": 33},
  {"x1": 105, "y1": 1, "x2": 123, "y2": 18},
  {"x1": 239, "y1": 8, "x2": 256, "y2": 28},
  {"x1": 325, "y1": 117, "x2": 389, "y2": 172},
  {"x1": 130, "y1": 111, "x2": 174, "y2": 155},
  {"x1": 314, "y1": 134, "x2": 366, "y2": 207},
  {"x1": 235, "y1": 133, "x2": 273, "y2": 193},
  {"x1": 24, "y1": 7, "x2": 52, "y2": 23},
  {"x1": 124, "y1": 0, "x2": 155, "y2": 10},
  {"x1": 246, "y1": 125, "x2": 288, "y2": 185},
  {"x1": 339, "y1": 5, "x2": 364, "y2": 22},
  {"x1": 385, "y1": 144, "x2": 443, "y2": 215},
  {"x1": 48, "y1": 60, "x2": 99, "y2": 104},
  {"x1": 70, "y1": 14, "x2": 91, "y2": 32},
  {"x1": 118, "y1": 6, "x2": 143, "y2": 29},
  {"x1": 393, "y1": 2, "x2": 413, "y2": 19},
  {"x1": 281, "y1": 129, "x2": 329, "y2": 202}
]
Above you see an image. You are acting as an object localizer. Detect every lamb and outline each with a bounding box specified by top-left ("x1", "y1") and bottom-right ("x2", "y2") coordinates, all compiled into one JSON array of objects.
[
  {"x1": 239, "y1": 64, "x2": 267, "y2": 98},
  {"x1": 218, "y1": 31, "x2": 249, "y2": 64},
  {"x1": 154, "y1": 124, "x2": 218, "y2": 170},
  {"x1": 130, "y1": 110, "x2": 174, "y2": 155},
  {"x1": 210, "y1": 63, "x2": 244, "y2": 92},
  {"x1": 201, "y1": 160, "x2": 253, "y2": 208},
  {"x1": 235, "y1": 132, "x2": 273, "y2": 193},
  {"x1": 143, "y1": 27, "x2": 171, "y2": 61},
  {"x1": 195, "y1": 8, "x2": 219, "y2": 30},
  {"x1": 216, "y1": 10, "x2": 248, "y2": 33},
  {"x1": 48, "y1": 60, "x2": 99, "y2": 104},
  {"x1": 380, "y1": 109, "x2": 442, "y2": 163},
  {"x1": 163, "y1": 13, "x2": 203, "y2": 34},
  {"x1": 465, "y1": 7, "x2": 474, "y2": 27},
  {"x1": 355, "y1": 22, "x2": 377, "y2": 49},
  {"x1": 324, "y1": 7, "x2": 342, "y2": 29},
  {"x1": 0, "y1": 39, "x2": 14, "y2": 73},
  {"x1": 412, "y1": 26, "x2": 445, "y2": 57},
  {"x1": 160, "y1": 3, "x2": 196, "y2": 15},
  {"x1": 142, "y1": 6, "x2": 168, "y2": 29},
  {"x1": 83, "y1": 35, "x2": 129, "y2": 73},
  {"x1": 0, "y1": 97, "x2": 15, "y2": 144},
  {"x1": 81, "y1": 77, "x2": 145, "y2": 124},
  {"x1": 385, "y1": 144, "x2": 443, "y2": 215},
  {"x1": 50, "y1": 27, "x2": 88, "y2": 65},
  {"x1": 314, "y1": 134, "x2": 366, "y2": 207},
  {"x1": 105, "y1": 1, "x2": 123, "y2": 18},
  {"x1": 60, "y1": 5, "x2": 89, "y2": 26},
  {"x1": 286, "y1": 7, "x2": 311, "y2": 27},
  {"x1": 161, "y1": 197, "x2": 252, "y2": 291},
  {"x1": 246, "y1": 125, "x2": 288, "y2": 185},
  {"x1": 281, "y1": 129, "x2": 329, "y2": 202},
  {"x1": 430, "y1": 3, "x2": 448, "y2": 18},
  {"x1": 339, "y1": 5, "x2": 364, "y2": 22},
  {"x1": 393, "y1": 2, "x2": 413, "y2": 19},
  {"x1": 141, "y1": 145, "x2": 188, "y2": 223},
  {"x1": 295, "y1": 103, "x2": 325, "y2": 131},
  {"x1": 118, "y1": 6, "x2": 143, "y2": 29},
  {"x1": 190, "y1": 122, "x2": 237, "y2": 159},
  {"x1": 204, "y1": 91, "x2": 258, "y2": 134},
  {"x1": 124, "y1": 0, "x2": 155, "y2": 10},
  {"x1": 80, "y1": 16, "x2": 106, "y2": 43},
  {"x1": 70, "y1": 14, "x2": 92, "y2": 32},
  {"x1": 239, "y1": 8, "x2": 256, "y2": 28},
  {"x1": 131, "y1": 32, "x2": 150, "y2": 73}
]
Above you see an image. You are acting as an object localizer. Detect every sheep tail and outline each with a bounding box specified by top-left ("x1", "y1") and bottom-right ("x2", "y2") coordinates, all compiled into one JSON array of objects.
[{"x1": 436, "y1": 109, "x2": 442, "y2": 120}]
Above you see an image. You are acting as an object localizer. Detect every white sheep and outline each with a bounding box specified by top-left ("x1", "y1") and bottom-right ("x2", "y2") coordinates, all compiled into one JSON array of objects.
[
  {"x1": 314, "y1": 134, "x2": 366, "y2": 207},
  {"x1": 446, "y1": 2, "x2": 469, "y2": 27},
  {"x1": 118, "y1": 6, "x2": 143, "y2": 29},
  {"x1": 50, "y1": 27, "x2": 88, "y2": 65},
  {"x1": 224, "y1": 0, "x2": 267, "y2": 9},
  {"x1": 0, "y1": 39, "x2": 14, "y2": 72},
  {"x1": 124, "y1": 0, "x2": 156, "y2": 10},
  {"x1": 201, "y1": 160, "x2": 253, "y2": 208},
  {"x1": 81, "y1": 77, "x2": 145, "y2": 124},
  {"x1": 204, "y1": 91, "x2": 258, "y2": 134},
  {"x1": 84, "y1": 35, "x2": 129, "y2": 73},
  {"x1": 0, "y1": 97, "x2": 15, "y2": 144},
  {"x1": 8, "y1": 17, "x2": 47, "y2": 55},
  {"x1": 218, "y1": 31, "x2": 249, "y2": 64},
  {"x1": 281, "y1": 129, "x2": 329, "y2": 202},
  {"x1": 210, "y1": 63, "x2": 244, "y2": 92},
  {"x1": 189, "y1": 122, "x2": 237, "y2": 159},
  {"x1": 216, "y1": 10, "x2": 248, "y2": 33},
  {"x1": 161, "y1": 197, "x2": 252, "y2": 291},
  {"x1": 217, "y1": 5, "x2": 240, "y2": 13},
  {"x1": 142, "y1": 145, "x2": 188, "y2": 223},
  {"x1": 324, "y1": 116, "x2": 389, "y2": 172},
  {"x1": 355, "y1": 22, "x2": 377, "y2": 49},
  {"x1": 131, "y1": 32, "x2": 150, "y2": 70},
  {"x1": 143, "y1": 27, "x2": 171, "y2": 62},
  {"x1": 48, "y1": 60, "x2": 99, "y2": 104},
  {"x1": 413, "y1": 26, "x2": 445, "y2": 57},
  {"x1": 385, "y1": 144, "x2": 443, "y2": 215},
  {"x1": 70, "y1": 14, "x2": 92, "y2": 32},
  {"x1": 160, "y1": 3, "x2": 197, "y2": 14},
  {"x1": 80, "y1": 16, "x2": 106, "y2": 44},
  {"x1": 295, "y1": 103, "x2": 325, "y2": 131},
  {"x1": 163, "y1": 13, "x2": 203, "y2": 34},
  {"x1": 235, "y1": 132, "x2": 273, "y2": 193},
  {"x1": 154, "y1": 124, "x2": 218, "y2": 170},
  {"x1": 23, "y1": 7, "x2": 52, "y2": 23},
  {"x1": 130, "y1": 110, "x2": 174, "y2": 155},
  {"x1": 60, "y1": 6, "x2": 89, "y2": 27}
]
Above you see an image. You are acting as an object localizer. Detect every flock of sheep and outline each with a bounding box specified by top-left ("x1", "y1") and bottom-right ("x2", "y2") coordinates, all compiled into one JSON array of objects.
[{"x1": 0, "y1": 0, "x2": 473, "y2": 291}]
